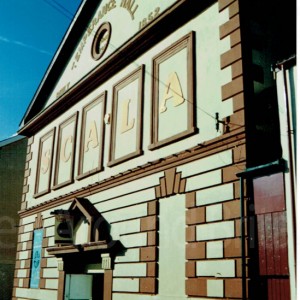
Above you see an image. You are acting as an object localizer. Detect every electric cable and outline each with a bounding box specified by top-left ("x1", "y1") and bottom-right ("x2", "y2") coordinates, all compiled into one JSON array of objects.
[{"x1": 42, "y1": 0, "x2": 73, "y2": 21}]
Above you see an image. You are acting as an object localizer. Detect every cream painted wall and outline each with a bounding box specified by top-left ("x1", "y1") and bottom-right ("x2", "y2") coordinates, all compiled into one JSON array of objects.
[
  {"x1": 158, "y1": 194, "x2": 186, "y2": 297},
  {"x1": 20, "y1": 144, "x2": 236, "y2": 300},
  {"x1": 26, "y1": 2, "x2": 232, "y2": 209},
  {"x1": 15, "y1": 288, "x2": 57, "y2": 299}
]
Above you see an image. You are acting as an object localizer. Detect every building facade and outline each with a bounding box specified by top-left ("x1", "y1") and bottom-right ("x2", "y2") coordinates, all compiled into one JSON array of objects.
[
  {"x1": 0, "y1": 135, "x2": 27, "y2": 300},
  {"x1": 13, "y1": 0, "x2": 296, "y2": 299}
]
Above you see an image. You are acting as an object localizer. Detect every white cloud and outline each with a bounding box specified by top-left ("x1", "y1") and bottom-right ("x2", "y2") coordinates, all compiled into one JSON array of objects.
[{"x1": 0, "y1": 35, "x2": 52, "y2": 56}]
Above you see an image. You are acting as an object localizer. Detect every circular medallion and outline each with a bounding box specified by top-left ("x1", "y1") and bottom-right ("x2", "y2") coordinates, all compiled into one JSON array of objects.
[{"x1": 91, "y1": 22, "x2": 111, "y2": 61}]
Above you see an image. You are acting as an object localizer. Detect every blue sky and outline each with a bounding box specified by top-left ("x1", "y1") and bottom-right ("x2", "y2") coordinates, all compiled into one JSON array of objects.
[{"x1": 0, "y1": 0, "x2": 82, "y2": 141}]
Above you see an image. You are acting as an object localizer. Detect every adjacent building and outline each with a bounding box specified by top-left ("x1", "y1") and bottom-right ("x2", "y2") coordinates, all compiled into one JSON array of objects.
[
  {"x1": 12, "y1": 0, "x2": 296, "y2": 299},
  {"x1": 0, "y1": 135, "x2": 27, "y2": 300}
]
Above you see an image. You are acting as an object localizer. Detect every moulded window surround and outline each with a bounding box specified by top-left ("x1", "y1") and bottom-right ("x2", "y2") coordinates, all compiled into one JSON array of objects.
[
  {"x1": 77, "y1": 92, "x2": 107, "y2": 180},
  {"x1": 107, "y1": 65, "x2": 145, "y2": 167},
  {"x1": 34, "y1": 128, "x2": 56, "y2": 198},
  {"x1": 52, "y1": 112, "x2": 78, "y2": 190},
  {"x1": 149, "y1": 31, "x2": 198, "y2": 150}
]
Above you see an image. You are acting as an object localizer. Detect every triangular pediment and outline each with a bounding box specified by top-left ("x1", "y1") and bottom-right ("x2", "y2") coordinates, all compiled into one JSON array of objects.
[
  {"x1": 44, "y1": 0, "x2": 180, "y2": 108},
  {"x1": 68, "y1": 197, "x2": 107, "y2": 244},
  {"x1": 50, "y1": 197, "x2": 109, "y2": 245},
  {"x1": 47, "y1": 198, "x2": 122, "y2": 263},
  {"x1": 69, "y1": 197, "x2": 100, "y2": 224},
  {"x1": 19, "y1": 0, "x2": 180, "y2": 131}
]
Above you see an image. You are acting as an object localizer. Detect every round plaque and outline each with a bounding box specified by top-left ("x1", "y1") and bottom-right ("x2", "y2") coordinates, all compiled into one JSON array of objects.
[{"x1": 91, "y1": 22, "x2": 112, "y2": 61}]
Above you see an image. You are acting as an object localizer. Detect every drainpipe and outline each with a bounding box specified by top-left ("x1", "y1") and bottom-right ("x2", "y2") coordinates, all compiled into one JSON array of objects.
[
  {"x1": 273, "y1": 56, "x2": 297, "y2": 257},
  {"x1": 238, "y1": 175, "x2": 246, "y2": 300},
  {"x1": 236, "y1": 159, "x2": 286, "y2": 300},
  {"x1": 272, "y1": 55, "x2": 297, "y2": 299}
]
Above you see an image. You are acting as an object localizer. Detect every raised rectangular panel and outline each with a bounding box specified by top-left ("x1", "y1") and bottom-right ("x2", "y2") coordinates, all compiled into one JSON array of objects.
[
  {"x1": 15, "y1": 288, "x2": 57, "y2": 299},
  {"x1": 23, "y1": 223, "x2": 34, "y2": 233},
  {"x1": 42, "y1": 268, "x2": 59, "y2": 278},
  {"x1": 47, "y1": 257, "x2": 58, "y2": 268},
  {"x1": 120, "y1": 232, "x2": 147, "y2": 248},
  {"x1": 43, "y1": 218, "x2": 54, "y2": 228},
  {"x1": 109, "y1": 66, "x2": 144, "y2": 165},
  {"x1": 196, "y1": 260, "x2": 235, "y2": 277},
  {"x1": 47, "y1": 237, "x2": 55, "y2": 247},
  {"x1": 207, "y1": 241, "x2": 224, "y2": 258},
  {"x1": 159, "y1": 194, "x2": 186, "y2": 297},
  {"x1": 45, "y1": 226, "x2": 55, "y2": 238},
  {"x1": 178, "y1": 150, "x2": 232, "y2": 177},
  {"x1": 110, "y1": 219, "x2": 141, "y2": 239},
  {"x1": 114, "y1": 263, "x2": 147, "y2": 277},
  {"x1": 196, "y1": 183, "x2": 234, "y2": 206},
  {"x1": 95, "y1": 188, "x2": 156, "y2": 212},
  {"x1": 186, "y1": 170, "x2": 222, "y2": 192},
  {"x1": 22, "y1": 243, "x2": 27, "y2": 251},
  {"x1": 196, "y1": 221, "x2": 234, "y2": 241},
  {"x1": 207, "y1": 279, "x2": 224, "y2": 297},
  {"x1": 45, "y1": 279, "x2": 58, "y2": 289},
  {"x1": 21, "y1": 215, "x2": 36, "y2": 226},
  {"x1": 206, "y1": 204, "x2": 223, "y2": 222},
  {"x1": 53, "y1": 113, "x2": 78, "y2": 188},
  {"x1": 102, "y1": 203, "x2": 148, "y2": 223},
  {"x1": 17, "y1": 269, "x2": 27, "y2": 278},
  {"x1": 20, "y1": 260, "x2": 26, "y2": 269},
  {"x1": 19, "y1": 251, "x2": 29, "y2": 260},
  {"x1": 20, "y1": 232, "x2": 31, "y2": 242},
  {"x1": 19, "y1": 279, "x2": 24, "y2": 288},
  {"x1": 115, "y1": 249, "x2": 140, "y2": 263},
  {"x1": 112, "y1": 278, "x2": 139, "y2": 292},
  {"x1": 150, "y1": 32, "x2": 196, "y2": 148}
]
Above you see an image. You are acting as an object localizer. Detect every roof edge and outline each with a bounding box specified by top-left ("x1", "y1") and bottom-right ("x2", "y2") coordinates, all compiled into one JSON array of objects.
[{"x1": 19, "y1": 0, "x2": 99, "y2": 129}]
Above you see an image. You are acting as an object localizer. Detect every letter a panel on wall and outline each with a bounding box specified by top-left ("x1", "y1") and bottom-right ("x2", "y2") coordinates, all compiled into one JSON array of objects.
[{"x1": 149, "y1": 31, "x2": 197, "y2": 150}]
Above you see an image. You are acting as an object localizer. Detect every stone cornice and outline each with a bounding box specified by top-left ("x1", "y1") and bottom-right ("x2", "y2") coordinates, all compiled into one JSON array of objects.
[{"x1": 19, "y1": 130, "x2": 245, "y2": 218}]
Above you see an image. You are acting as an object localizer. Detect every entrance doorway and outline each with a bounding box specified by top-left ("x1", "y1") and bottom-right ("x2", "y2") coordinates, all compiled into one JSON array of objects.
[{"x1": 64, "y1": 274, "x2": 104, "y2": 300}]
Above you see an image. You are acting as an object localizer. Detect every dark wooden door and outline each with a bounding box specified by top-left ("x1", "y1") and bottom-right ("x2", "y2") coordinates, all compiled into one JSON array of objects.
[{"x1": 253, "y1": 172, "x2": 290, "y2": 300}]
